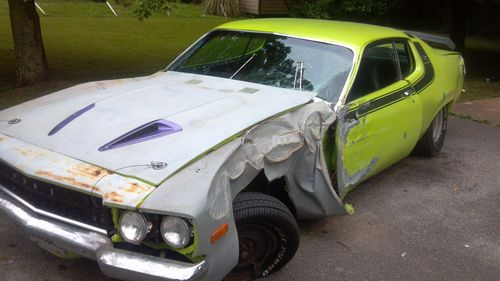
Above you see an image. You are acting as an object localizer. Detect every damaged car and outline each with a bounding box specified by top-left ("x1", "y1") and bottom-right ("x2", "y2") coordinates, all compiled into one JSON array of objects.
[{"x1": 0, "y1": 19, "x2": 465, "y2": 281}]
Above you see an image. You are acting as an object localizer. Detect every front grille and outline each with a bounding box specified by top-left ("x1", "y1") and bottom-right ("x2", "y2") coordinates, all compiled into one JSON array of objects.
[{"x1": 0, "y1": 161, "x2": 114, "y2": 233}]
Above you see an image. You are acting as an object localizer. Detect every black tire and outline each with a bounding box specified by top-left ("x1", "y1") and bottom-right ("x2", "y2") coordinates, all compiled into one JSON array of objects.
[
  {"x1": 413, "y1": 106, "x2": 448, "y2": 157},
  {"x1": 226, "y1": 192, "x2": 300, "y2": 281}
]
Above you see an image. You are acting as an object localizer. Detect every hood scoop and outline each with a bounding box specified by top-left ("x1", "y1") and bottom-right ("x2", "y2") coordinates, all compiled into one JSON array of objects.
[
  {"x1": 48, "y1": 103, "x2": 95, "y2": 136},
  {"x1": 98, "y1": 119, "x2": 182, "y2": 152}
]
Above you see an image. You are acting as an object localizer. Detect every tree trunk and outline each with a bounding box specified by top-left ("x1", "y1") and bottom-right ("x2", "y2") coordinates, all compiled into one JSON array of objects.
[
  {"x1": 450, "y1": 0, "x2": 469, "y2": 51},
  {"x1": 8, "y1": 0, "x2": 49, "y2": 86}
]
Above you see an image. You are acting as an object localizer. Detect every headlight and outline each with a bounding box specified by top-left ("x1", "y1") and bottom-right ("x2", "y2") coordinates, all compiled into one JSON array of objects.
[
  {"x1": 160, "y1": 216, "x2": 191, "y2": 249},
  {"x1": 119, "y1": 211, "x2": 148, "y2": 245}
]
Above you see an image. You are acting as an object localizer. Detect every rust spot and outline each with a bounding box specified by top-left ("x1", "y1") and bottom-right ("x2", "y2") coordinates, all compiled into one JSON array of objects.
[
  {"x1": 15, "y1": 148, "x2": 29, "y2": 156},
  {"x1": 123, "y1": 182, "x2": 151, "y2": 194},
  {"x1": 14, "y1": 147, "x2": 45, "y2": 158},
  {"x1": 104, "y1": 191, "x2": 124, "y2": 203},
  {"x1": 0, "y1": 136, "x2": 5, "y2": 142},
  {"x1": 35, "y1": 171, "x2": 99, "y2": 192},
  {"x1": 67, "y1": 164, "x2": 109, "y2": 179}
]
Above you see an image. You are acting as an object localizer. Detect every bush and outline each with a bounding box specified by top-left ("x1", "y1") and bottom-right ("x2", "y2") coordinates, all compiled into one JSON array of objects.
[
  {"x1": 115, "y1": 0, "x2": 134, "y2": 8},
  {"x1": 202, "y1": 0, "x2": 240, "y2": 17}
]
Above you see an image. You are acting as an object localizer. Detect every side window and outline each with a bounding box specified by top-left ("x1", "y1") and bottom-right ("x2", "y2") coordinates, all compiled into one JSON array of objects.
[
  {"x1": 394, "y1": 41, "x2": 414, "y2": 78},
  {"x1": 348, "y1": 42, "x2": 399, "y2": 102}
]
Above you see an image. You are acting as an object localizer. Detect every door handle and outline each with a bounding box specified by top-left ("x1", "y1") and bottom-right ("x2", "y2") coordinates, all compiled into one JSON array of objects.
[
  {"x1": 402, "y1": 80, "x2": 417, "y2": 98},
  {"x1": 402, "y1": 88, "x2": 415, "y2": 98}
]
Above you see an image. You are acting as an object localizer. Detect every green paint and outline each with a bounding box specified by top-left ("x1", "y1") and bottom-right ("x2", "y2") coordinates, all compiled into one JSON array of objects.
[
  {"x1": 344, "y1": 203, "x2": 355, "y2": 215},
  {"x1": 322, "y1": 126, "x2": 337, "y2": 174},
  {"x1": 217, "y1": 19, "x2": 407, "y2": 52},
  {"x1": 333, "y1": 31, "x2": 463, "y2": 194},
  {"x1": 141, "y1": 224, "x2": 203, "y2": 263},
  {"x1": 111, "y1": 208, "x2": 124, "y2": 243}
]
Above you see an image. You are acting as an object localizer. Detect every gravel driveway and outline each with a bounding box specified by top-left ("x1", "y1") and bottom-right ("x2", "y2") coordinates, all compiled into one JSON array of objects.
[{"x1": 1, "y1": 117, "x2": 499, "y2": 281}]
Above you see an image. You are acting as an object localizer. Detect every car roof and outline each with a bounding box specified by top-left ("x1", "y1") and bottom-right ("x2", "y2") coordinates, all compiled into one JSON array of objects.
[{"x1": 216, "y1": 18, "x2": 409, "y2": 50}]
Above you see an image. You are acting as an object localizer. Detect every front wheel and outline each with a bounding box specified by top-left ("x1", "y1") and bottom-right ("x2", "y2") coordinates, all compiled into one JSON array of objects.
[
  {"x1": 413, "y1": 106, "x2": 448, "y2": 157},
  {"x1": 225, "y1": 192, "x2": 300, "y2": 281}
]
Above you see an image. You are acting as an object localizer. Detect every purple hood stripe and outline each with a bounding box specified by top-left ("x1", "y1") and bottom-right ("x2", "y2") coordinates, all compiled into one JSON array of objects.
[
  {"x1": 48, "y1": 103, "x2": 95, "y2": 136},
  {"x1": 98, "y1": 119, "x2": 182, "y2": 152}
]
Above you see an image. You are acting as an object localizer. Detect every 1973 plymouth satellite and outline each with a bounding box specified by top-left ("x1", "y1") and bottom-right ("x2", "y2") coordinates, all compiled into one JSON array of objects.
[{"x1": 0, "y1": 19, "x2": 465, "y2": 281}]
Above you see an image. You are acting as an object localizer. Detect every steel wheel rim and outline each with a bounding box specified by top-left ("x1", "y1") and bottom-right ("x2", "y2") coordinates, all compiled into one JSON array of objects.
[
  {"x1": 230, "y1": 224, "x2": 280, "y2": 279},
  {"x1": 432, "y1": 110, "x2": 444, "y2": 144}
]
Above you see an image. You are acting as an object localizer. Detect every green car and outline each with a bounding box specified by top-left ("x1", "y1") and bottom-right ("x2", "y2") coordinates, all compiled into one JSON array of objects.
[{"x1": 0, "y1": 19, "x2": 465, "y2": 281}]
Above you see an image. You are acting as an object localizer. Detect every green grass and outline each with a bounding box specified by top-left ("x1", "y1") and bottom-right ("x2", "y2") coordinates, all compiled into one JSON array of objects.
[
  {"x1": 0, "y1": 0, "x2": 498, "y2": 108},
  {"x1": 461, "y1": 36, "x2": 500, "y2": 102},
  {"x1": 462, "y1": 78, "x2": 500, "y2": 101},
  {"x1": 0, "y1": 0, "x2": 212, "y2": 18},
  {"x1": 0, "y1": 0, "x2": 231, "y2": 108}
]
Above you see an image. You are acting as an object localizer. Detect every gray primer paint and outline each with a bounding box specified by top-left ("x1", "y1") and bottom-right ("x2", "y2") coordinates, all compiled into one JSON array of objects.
[
  {"x1": 141, "y1": 101, "x2": 347, "y2": 280},
  {"x1": 335, "y1": 104, "x2": 378, "y2": 198}
]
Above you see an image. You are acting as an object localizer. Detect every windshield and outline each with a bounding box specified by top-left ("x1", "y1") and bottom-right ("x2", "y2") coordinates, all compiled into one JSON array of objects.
[{"x1": 169, "y1": 30, "x2": 354, "y2": 103}]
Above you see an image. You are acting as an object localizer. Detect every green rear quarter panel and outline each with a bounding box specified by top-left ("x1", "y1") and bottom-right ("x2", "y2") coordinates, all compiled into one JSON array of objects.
[{"x1": 411, "y1": 39, "x2": 464, "y2": 133}]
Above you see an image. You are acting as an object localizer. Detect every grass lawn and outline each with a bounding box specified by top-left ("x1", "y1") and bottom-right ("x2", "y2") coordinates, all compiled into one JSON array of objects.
[
  {"x1": 0, "y1": 0, "x2": 499, "y2": 109},
  {"x1": 461, "y1": 37, "x2": 500, "y2": 102},
  {"x1": 0, "y1": 0, "x2": 231, "y2": 108}
]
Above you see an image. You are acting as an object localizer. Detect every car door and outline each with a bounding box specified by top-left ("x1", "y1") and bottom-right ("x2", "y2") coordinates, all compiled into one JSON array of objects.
[{"x1": 337, "y1": 39, "x2": 423, "y2": 192}]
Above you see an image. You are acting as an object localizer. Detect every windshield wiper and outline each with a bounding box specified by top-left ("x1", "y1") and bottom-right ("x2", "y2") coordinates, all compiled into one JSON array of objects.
[
  {"x1": 293, "y1": 61, "x2": 304, "y2": 91},
  {"x1": 230, "y1": 54, "x2": 257, "y2": 79}
]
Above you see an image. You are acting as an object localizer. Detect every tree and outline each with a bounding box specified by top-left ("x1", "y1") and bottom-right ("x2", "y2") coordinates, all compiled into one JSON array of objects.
[
  {"x1": 133, "y1": 0, "x2": 240, "y2": 20},
  {"x1": 450, "y1": 0, "x2": 471, "y2": 51},
  {"x1": 134, "y1": 0, "x2": 176, "y2": 21},
  {"x1": 7, "y1": 0, "x2": 49, "y2": 86},
  {"x1": 289, "y1": 0, "x2": 396, "y2": 20}
]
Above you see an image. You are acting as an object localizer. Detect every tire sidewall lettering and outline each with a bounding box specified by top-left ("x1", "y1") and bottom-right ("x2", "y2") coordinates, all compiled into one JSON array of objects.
[{"x1": 261, "y1": 228, "x2": 288, "y2": 277}]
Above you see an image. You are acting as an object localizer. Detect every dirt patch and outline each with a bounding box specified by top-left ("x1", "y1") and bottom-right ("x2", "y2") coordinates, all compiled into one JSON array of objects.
[{"x1": 453, "y1": 97, "x2": 500, "y2": 126}]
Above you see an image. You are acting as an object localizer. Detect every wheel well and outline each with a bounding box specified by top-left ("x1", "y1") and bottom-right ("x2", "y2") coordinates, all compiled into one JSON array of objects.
[
  {"x1": 239, "y1": 170, "x2": 297, "y2": 217},
  {"x1": 446, "y1": 100, "x2": 455, "y2": 113},
  {"x1": 324, "y1": 122, "x2": 339, "y2": 194}
]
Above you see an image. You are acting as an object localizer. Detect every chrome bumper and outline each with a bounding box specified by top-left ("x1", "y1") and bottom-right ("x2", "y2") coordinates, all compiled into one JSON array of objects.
[{"x1": 0, "y1": 185, "x2": 208, "y2": 281}]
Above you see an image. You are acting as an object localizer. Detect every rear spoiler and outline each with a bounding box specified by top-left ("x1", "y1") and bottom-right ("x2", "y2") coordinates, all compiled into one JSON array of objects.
[{"x1": 403, "y1": 30, "x2": 456, "y2": 51}]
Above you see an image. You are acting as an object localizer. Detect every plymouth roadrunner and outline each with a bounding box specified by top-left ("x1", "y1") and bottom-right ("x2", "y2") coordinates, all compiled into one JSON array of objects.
[{"x1": 0, "y1": 19, "x2": 465, "y2": 281}]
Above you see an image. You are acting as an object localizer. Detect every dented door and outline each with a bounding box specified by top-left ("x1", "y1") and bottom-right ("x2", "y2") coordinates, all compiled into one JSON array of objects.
[{"x1": 336, "y1": 40, "x2": 422, "y2": 196}]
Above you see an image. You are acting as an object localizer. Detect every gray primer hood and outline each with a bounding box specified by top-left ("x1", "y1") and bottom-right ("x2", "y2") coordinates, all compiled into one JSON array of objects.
[{"x1": 0, "y1": 72, "x2": 317, "y2": 185}]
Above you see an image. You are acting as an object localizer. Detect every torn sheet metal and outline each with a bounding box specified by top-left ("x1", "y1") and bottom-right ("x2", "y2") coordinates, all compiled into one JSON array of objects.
[
  {"x1": 0, "y1": 133, "x2": 155, "y2": 208},
  {"x1": 212, "y1": 101, "x2": 346, "y2": 219}
]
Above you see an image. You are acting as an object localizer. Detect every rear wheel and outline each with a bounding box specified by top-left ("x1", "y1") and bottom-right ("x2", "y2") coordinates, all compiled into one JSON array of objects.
[
  {"x1": 413, "y1": 106, "x2": 448, "y2": 157},
  {"x1": 225, "y1": 192, "x2": 300, "y2": 281}
]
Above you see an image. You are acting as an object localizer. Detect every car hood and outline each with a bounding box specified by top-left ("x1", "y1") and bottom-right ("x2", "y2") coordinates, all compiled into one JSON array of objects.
[{"x1": 0, "y1": 72, "x2": 317, "y2": 185}]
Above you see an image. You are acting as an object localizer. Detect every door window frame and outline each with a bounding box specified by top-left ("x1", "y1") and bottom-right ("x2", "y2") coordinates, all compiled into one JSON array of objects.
[{"x1": 346, "y1": 38, "x2": 416, "y2": 103}]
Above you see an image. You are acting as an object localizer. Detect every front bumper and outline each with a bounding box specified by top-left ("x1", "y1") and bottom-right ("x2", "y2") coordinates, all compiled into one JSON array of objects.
[{"x1": 0, "y1": 184, "x2": 207, "y2": 281}]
